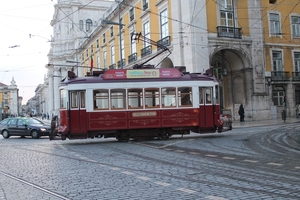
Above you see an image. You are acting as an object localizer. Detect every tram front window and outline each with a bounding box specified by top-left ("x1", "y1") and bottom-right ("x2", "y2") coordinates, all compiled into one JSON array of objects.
[
  {"x1": 60, "y1": 89, "x2": 66, "y2": 109},
  {"x1": 70, "y1": 91, "x2": 78, "y2": 108},
  {"x1": 80, "y1": 91, "x2": 85, "y2": 108},
  {"x1": 206, "y1": 88, "x2": 212, "y2": 104}
]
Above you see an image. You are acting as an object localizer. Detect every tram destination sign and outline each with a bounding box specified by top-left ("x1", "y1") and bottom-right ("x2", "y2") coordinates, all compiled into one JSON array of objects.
[{"x1": 103, "y1": 68, "x2": 182, "y2": 80}]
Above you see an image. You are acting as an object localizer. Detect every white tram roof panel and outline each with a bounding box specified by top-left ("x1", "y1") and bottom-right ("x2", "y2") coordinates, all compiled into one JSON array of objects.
[{"x1": 60, "y1": 68, "x2": 218, "y2": 86}]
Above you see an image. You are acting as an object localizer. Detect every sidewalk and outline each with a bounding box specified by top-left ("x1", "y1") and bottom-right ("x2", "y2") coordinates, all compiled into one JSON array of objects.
[{"x1": 232, "y1": 117, "x2": 300, "y2": 129}]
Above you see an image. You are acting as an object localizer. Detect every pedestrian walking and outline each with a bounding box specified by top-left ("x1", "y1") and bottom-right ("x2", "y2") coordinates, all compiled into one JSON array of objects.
[
  {"x1": 49, "y1": 115, "x2": 58, "y2": 140},
  {"x1": 238, "y1": 103, "x2": 245, "y2": 122},
  {"x1": 296, "y1": 104, "x2": 300, "y2": 118}
]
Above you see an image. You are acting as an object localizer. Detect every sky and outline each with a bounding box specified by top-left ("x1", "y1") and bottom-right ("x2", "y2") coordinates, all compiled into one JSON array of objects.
[{"x1": 0, "y1": 0, "x2": 56, "y2": 104}]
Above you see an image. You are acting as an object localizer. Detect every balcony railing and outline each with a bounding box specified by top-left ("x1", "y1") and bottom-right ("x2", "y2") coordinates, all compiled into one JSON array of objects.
[
  {"x1": 143, "y1": 2, "x2": 148, "y2": 11},
  {"x1": 271, "y1": 71, "x2": 290, "y2": 81},
  {"x1": 128, "y1": 53, "x2": 137, "y2": 63},
  {"x1": 157, "y1": 36, "x2": 171, "y2": 50},
  {"x1": 217, "y1": 26, "x2": 242, "y2": 39},
  {"x1": 109, "y1": 64, "x2": 116, "y2": 69},
  {"x1": 130, "y1": 15, "x2": 134, "y2": 21},
  {"x1": 117, "y1": 59, "x2": 126, "y2": 68},
  {"x1": 141, "y1": 45, "x2": 152, "y2": 58},
  {"x1": 292, "y1": 72, "x2": 300, "y2": 81}
]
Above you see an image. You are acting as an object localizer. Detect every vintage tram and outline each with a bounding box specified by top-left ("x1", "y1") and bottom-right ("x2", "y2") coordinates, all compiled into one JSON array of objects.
[{"x1": 50, "y1": 67, "x2": 232, "y2": 141}]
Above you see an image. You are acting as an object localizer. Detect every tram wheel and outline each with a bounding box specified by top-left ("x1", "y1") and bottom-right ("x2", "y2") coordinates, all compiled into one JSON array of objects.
[
  {"x1": 158, "y1": 130, "x2": 169, "y2": 140},
  {"x1": 117, "y1": 132, "x2": 129, "y2": 142}
]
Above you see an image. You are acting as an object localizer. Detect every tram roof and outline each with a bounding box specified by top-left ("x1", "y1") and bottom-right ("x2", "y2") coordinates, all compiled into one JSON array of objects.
[{"x1": 60, "y1": 68, "x2": 217, "y2": 85}]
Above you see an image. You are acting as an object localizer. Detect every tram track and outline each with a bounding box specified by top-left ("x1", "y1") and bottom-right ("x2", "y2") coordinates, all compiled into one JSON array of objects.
[
  {"x1": 0, "y1": 170, "x2": 71, "y2": 200},
  {"x1": 1, "y1": 138, "x2": 299, "y2": 199}
]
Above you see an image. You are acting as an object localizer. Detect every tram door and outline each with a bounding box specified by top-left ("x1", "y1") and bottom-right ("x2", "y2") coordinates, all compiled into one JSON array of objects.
[
  {"x1": 68, "y1": 91, "x2": 87, "y2": 134},
  {"x1": 199, "y1": 87, "x2": 214, "y2": 128}
]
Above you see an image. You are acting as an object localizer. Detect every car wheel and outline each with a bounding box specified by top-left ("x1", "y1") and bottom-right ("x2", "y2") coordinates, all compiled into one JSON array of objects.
[
  {"x1": 31, "y1": 130, "x2": 40, "y2": 139},
  {"x1": 2, "y1": 130, "x2": 10, "y2": 139}
]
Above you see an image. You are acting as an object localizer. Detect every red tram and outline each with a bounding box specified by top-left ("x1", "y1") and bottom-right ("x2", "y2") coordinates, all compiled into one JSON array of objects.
[{"x1": 51, "y1": 68, "x2": 232, "y2": 141}]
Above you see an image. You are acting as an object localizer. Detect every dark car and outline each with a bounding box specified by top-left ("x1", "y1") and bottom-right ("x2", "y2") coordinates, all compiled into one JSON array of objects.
[{"x1": 0, "y1": 117, "x2": 51, "y2": 139}]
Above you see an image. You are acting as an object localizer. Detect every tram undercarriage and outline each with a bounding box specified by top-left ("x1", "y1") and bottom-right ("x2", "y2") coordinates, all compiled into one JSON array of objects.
[{"x1": 52, "y1": 126, "x2": 220, "y2": 141}]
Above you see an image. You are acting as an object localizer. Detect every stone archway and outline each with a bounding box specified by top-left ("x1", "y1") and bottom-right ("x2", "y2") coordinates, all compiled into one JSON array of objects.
[
  {"x1": 210, "y1": 47, "x2": 252, "y2": 120},
  {"x1": 160, "y1": 58, "x2": 174, "y2": 68}
]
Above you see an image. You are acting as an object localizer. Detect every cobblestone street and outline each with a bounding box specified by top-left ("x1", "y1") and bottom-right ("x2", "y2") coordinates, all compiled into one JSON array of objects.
[{"x1": 0, "y1": 121, "x2": 300, "y2": 199}]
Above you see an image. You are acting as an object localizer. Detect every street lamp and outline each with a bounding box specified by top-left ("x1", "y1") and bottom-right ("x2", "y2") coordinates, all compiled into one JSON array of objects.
[{"x1": 101, "y1": 1, "x2": 125, "y2": 69}]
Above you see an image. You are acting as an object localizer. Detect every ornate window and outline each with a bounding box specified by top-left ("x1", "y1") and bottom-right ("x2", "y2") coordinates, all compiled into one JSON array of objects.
[
  {"x1": 272, "y1": 51, "x2": 283, "y2": 71},
  {"x1": 79, "y1": 20, "x2": 83, "y2": 31},
  {"x1": 111, "y1": 45, "x2": 115, "y2": 64},
  {"x1": 103, "y1": 33, "x2": 106, "y2": 44},
  {"x1": 143, "y1": 21, "x2": 150, "y2": 47},
  {"x1": 103, "y1": 51, "x2": 107, "y2": 69},
  {"x1": 86, "y1": 19, "x2": 92, "y2": 32},
  {"x1": 291, "y1": 16, "x2": 300, "y2": 38},
  {"x1": 269, "y1": 13, "x2": 281, "y2": 35},
  {"x1": 129, "y1": 8, "x2": 134, "y2": 21},
  {"x1": 219, "y1": 0, "x2": 234, "y2": 27},
  {"x1": 160, "y1": 9, "x2": 168, "y2": 38},
  {"x1": 110, "y1": 26, "x2": 114, "y2": 37},
  {"x1": 272, "y1": 86, "x2": 285, "y2": 106},
  {"x1": 294, "y1": 52, "x2": 300, "y2": 72}
]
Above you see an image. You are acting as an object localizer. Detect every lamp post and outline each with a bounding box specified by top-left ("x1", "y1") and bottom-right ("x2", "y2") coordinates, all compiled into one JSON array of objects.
[{"x1": 102, "y1": 1, "x2": 125, "y2": 69}]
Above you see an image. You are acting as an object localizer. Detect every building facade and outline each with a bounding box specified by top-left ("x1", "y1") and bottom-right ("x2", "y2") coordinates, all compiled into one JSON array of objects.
[
  {"x1": 0, "y1": 78, "x2": 19, "y2": 120},
  {"x1": 46, "y1": 0, "x2": 114, "y2": 116},
  {"x1": 43, "y1": 0, "x2": 300, "y2": 121}
]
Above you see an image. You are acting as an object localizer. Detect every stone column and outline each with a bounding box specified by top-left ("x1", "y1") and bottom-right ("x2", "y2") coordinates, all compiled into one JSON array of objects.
[
  {"x1": 53, "y1": 67, "x2": 61, "y2": 114},
  {"x1": 48, "y1": 69, "x2": 54, "y2": 116},
  {"x1": 248, "y1": 0, "x2": 266, "y2": 94}
]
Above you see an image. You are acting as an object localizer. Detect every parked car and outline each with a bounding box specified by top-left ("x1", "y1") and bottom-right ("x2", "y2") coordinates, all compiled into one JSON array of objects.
[{"x1": 0, "y1": 117, "x2": 51, "y2": 139}]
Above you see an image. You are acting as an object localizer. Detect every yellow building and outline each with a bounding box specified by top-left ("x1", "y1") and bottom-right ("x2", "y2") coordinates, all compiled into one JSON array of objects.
[
  {"x1": 262, "y1": 0, "x2": 300, "y2": 117},
  {"x1": 80, "y1": 0, "x2": 173, "y2": 72},
  {"x1": 47, "y1": 0, "x2": 300, "y2": 121}
]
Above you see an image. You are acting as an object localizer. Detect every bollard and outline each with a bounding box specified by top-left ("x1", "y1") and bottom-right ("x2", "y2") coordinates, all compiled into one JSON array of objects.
[{"x1": 281, "y1": 110, "x2": 286, "y2": 122}]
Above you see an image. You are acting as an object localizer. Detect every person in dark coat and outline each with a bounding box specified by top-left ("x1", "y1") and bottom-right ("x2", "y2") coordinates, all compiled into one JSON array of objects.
[
  {"x1": 49, "y1": 115, "x2": 58, "y2": 140},
  {"x1": 238, "y1": 104, "x2": 245, "y2": 122}
]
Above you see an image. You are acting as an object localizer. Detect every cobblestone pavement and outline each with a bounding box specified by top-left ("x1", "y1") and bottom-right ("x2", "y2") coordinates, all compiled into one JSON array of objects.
[{"x1": 0, "y1": 122, "x2": 299, "y2": 199}]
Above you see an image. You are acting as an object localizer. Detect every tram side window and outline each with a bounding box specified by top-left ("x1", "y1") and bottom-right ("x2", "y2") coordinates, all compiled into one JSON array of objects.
[
  {"x1": 70, "y1": 92, "x2": 78, "y2": 108},
  {"x1": 199, "y1": 88, "x2": 204, "y2": 104},
  {"x1": 93, "y1": 89, "x2": 109, "y2": 110},
  {"x1": 145, "y1": 88, "x2": 160, "y2": 108},
  {"x1": 111, "y1": 89, "x2": 125, "y2": 109},
  {"x1": 161, "y1": 87, "x2": 176, "y2": 107},
  {"x1": 128, "y1": 88, "x2": 143, "y2": 109},
  {"x1": 178, "y1": 87, "x2": 192, "y2": 107},
  {"x1": 80, "y1": 91, "x2": 85, "y2": 108},
  {"x1": 60, "y1": 90, "x2": 66, "y2": 109}
]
